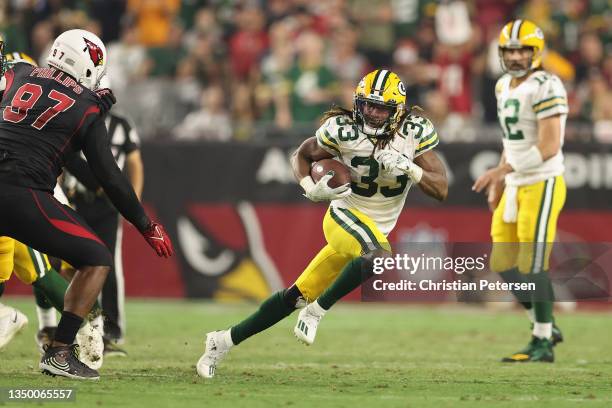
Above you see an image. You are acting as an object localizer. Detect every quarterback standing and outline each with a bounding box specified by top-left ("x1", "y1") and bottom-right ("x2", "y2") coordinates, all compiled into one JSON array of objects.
[
  {"x1": 473, "y1": 20, "x2": 568, "y2": 362},
  {"x1": 197, "y1": 69, "x2": 448, "y2": 378}
]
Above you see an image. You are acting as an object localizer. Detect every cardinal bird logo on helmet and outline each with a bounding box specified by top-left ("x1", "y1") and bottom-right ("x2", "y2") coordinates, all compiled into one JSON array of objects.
[{"x1": 83, "y1": 37, "x2": 104, "y2": 67}]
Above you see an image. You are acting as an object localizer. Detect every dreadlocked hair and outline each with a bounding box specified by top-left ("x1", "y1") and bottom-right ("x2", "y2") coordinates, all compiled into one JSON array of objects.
[
  {"x1": 320, "y1": 105, "x2": 353, "y2": 125},
  {"x1": 319, "y1": 104, "x2": 427, "y2": 158}
]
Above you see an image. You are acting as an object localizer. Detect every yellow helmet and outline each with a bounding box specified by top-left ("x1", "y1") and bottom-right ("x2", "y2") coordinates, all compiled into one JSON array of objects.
[
  {"x1": 354, "y1": 69, "x2": 406, "y2": 137},
  {"x1": 498, "y1": 19, "x2": 545, "y2": 77},
  {"x1": 4, "y1": 52, "x2": 38, "y2": 67}
]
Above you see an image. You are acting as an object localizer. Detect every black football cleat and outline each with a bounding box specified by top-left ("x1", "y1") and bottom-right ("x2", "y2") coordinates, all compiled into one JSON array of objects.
[{"x1": 40, "y1": 344, "x2": 100, "y2": 380}]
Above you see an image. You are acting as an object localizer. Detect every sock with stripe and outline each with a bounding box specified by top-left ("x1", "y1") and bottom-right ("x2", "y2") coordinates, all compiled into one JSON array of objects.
[
  {"x1": 36, "y1": 305, "x2": 57, "y2": 329},
  {"x1": 32, "y1": 269, "x2": 103, "y2": 320},
  {"x1": 32, "y1": 268, "x2": 68, "y2": 311},
  {"x1": 34, "y1": 285, "x2": 54, "y2": 308},
  {"x1": 499, "y1": 267, "x2": 533, "y2": 311},
  {"x1": 531, "y1": 270, "x2": 554, "y2": 338},
  {"x1": 318, "y1": 257, "x2": 365, "y2": 310},
  {"x1": 33, "y1": 279, "x2": 56, "y2": 329},
  {"x1": 230, "y1": 290, "x2": 295, "y2": 345}
]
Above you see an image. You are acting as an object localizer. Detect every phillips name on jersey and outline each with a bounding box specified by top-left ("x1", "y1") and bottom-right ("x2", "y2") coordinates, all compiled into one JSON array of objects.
[{"x1": 495, "y1": 70, "x2": 568, "y2": 186}]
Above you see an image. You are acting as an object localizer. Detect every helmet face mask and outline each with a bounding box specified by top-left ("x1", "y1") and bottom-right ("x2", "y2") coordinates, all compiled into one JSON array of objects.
[
  {"x1": 499, "y1": 46, "x2": 535, "y2": 78},
  {"x1": 353, "y1": 69, "x2": 406, "y2": 138},
  {"x1": 354, "y1": 97, "x2": 397, "y2": 137},
  {"x1": 498, "y1": 19, "x2": 544, "y2": 78}
]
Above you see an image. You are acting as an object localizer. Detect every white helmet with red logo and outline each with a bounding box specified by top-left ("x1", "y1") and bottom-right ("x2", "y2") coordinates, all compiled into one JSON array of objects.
[{"x1": 47, "y1": 29, "x2": 107, "y2": 90}]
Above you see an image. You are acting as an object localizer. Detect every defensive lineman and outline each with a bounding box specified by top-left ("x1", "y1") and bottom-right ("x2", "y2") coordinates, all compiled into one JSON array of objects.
[
  {"x1": 0, "y1": 29, "x2": 173, "y2": 379},
  {"x1": 473, "y1": 20, "x2": 568, "y2": 362},
  {"x1": 197, "y1": 69, "x2": 448, "y2": 377}
]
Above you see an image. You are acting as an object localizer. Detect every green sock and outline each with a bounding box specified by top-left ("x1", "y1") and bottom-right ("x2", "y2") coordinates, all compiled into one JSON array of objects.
[
  {"x1": 0, "y1": 282, "x2": 4, "y2": 298},
  {"x1": 499, "y1": 267, "x2": 533, "y2": 310},
  {"x1": 32, "y1": 268, "x2": 103, "y2": 316},
  {"x1": 33, "y1": 285, "x2": 53, "y2": 309},
  {"x1": 318, "y1": 257, "x2": 365, "y2": 310},
  {"x1": 31, "y1": 268, "x2": 68, "y2": 311},
  {"x1": 230, "y1": 290, "x2": 295, "y2": 345},
  {"x1": 531, "y1": 271, "x2": 554, "y2": 323}
]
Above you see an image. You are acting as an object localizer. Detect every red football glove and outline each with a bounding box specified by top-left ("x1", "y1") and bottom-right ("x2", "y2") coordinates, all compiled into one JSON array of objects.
[{"x1": 142, "y1": 222, "x2": 174, "y2": 258}]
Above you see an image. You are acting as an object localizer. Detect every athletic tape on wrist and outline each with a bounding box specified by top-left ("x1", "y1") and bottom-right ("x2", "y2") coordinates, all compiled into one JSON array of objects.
[{"x1": 510, "y1": 146, "x2": 543, "y2": 172}]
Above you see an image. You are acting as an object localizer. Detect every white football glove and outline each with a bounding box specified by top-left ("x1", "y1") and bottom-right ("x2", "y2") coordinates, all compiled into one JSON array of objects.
[
  {"x1": 300, "y1": 172, "x2": 352, "y2": 202},
  {"x1": 374, "y1": 150, "x2": 423, "y2": 182}
]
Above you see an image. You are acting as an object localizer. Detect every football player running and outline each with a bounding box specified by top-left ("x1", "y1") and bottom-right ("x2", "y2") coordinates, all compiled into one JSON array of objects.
[
  {"x1": 0, "y1": 29, "x2": 174, "y2": 380},
  {"x1": 473, "y1": 20, "x2": 568, "y2": 362},
  {"x1": 197, "y1": 69, "x2": 448, "y2": 378}
]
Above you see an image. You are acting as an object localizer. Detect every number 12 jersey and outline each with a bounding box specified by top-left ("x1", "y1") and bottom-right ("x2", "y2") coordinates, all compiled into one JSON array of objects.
[{"x1": 495, "y1": 70, "x2": 568, "y2": 186}]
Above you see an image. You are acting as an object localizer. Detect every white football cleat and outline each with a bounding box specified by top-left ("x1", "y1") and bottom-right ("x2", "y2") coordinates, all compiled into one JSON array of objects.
[
  {"x1": 196, "y1": 330, "x2": 232, "y2": 378},
  {"x1": 294, "y1": 301, "x2": 326, "y2": 346},
  {"x1": 0, "y1": 306, "x2": 28, "y2": 350},
  {"x1": 76, "y1": 320, "x2": 104, "y2": 370}
]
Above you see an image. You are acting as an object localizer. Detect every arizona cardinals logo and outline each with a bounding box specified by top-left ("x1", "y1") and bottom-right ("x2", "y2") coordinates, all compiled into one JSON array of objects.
[{"x1": 83, "y1": 37, "x2": 104, "y2": 67}]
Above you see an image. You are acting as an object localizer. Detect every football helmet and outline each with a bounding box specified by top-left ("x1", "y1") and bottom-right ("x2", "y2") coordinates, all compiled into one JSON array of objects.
[
  {"x1": 5, "y1": 52, "x2": 38, "y2": 67},
  {"x1": 353, "y1": 69, "x2": 406, "y2": 137},
  {"x1": 47, "y1": 29, "x2": 107, "y2": 90},
  {"x1": 498, "y1": 19, "x2": 545, "y2": 77}
]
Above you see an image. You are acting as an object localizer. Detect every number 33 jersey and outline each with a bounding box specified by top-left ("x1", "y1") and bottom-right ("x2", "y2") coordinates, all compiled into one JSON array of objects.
[
  {"x1": 495, "y1": 71, "x2": 568, "y2": 186},
  {"x1": 0, "y1": 62, "x2": 102, "y2": 192},
  {"x1": 316, "y1": 113, "x2": 439, "y2": 236}
]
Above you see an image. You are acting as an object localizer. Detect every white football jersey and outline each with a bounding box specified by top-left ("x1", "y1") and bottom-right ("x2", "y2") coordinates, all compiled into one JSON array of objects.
[
  {"x1": 495, "y1": 70, "x2": 568, "y2": 186},
  {"x1": 316, "y1": 113, "x2": 439, "y2": 235}
]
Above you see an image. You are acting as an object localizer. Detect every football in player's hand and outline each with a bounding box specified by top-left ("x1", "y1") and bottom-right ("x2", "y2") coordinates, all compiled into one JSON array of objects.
[{"x1": 311, "y1": 159, "x2": 351, "y2": 188}]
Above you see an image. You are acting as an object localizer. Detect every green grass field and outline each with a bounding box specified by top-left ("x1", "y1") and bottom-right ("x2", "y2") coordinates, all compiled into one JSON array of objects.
[{"x1": 1, "y1": 297, "x2": 611, "y2": 408}]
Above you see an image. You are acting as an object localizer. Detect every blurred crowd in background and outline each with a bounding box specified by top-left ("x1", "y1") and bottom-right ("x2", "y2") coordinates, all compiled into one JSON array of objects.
[{"x1": 1, "y1": 0, "x2": 610, "y2": 142}]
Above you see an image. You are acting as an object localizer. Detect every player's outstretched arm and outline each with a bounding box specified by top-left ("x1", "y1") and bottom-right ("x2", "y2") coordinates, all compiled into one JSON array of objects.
[
  {"x1": 81, "y1": 119, "x2": 173, "y2": 257},
  {"x1": 413, "y1": 150, "x2": 448, "y2": 201}
]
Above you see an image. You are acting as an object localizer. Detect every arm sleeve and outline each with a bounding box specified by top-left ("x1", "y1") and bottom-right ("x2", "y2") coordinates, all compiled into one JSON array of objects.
[
  {"x1": 81, "y1": 118, "x2": 150, "y2": 232},
  {"x1": 63, "y1": 153, "x2": 101, "y2": 191},
  {"x1": 532, "y1": 74, "x2": 568, "y2": 119}
]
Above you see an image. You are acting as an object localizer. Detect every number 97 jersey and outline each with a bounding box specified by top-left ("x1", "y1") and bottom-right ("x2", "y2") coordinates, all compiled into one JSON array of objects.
[
  {"x1": 316, "y1": 113, "x2": 439, "y2": 236},
  {"x1": 495, "y1": 71, "x2": 568, "y2": 186},
  {"x1": 0, "y1": 62, "x2": 102, "y2": 192}
]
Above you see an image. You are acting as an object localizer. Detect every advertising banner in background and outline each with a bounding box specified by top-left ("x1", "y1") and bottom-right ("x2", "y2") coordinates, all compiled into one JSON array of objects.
[{"x1": 6, "y1": 142, "x2": 612, "y2": 300}]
